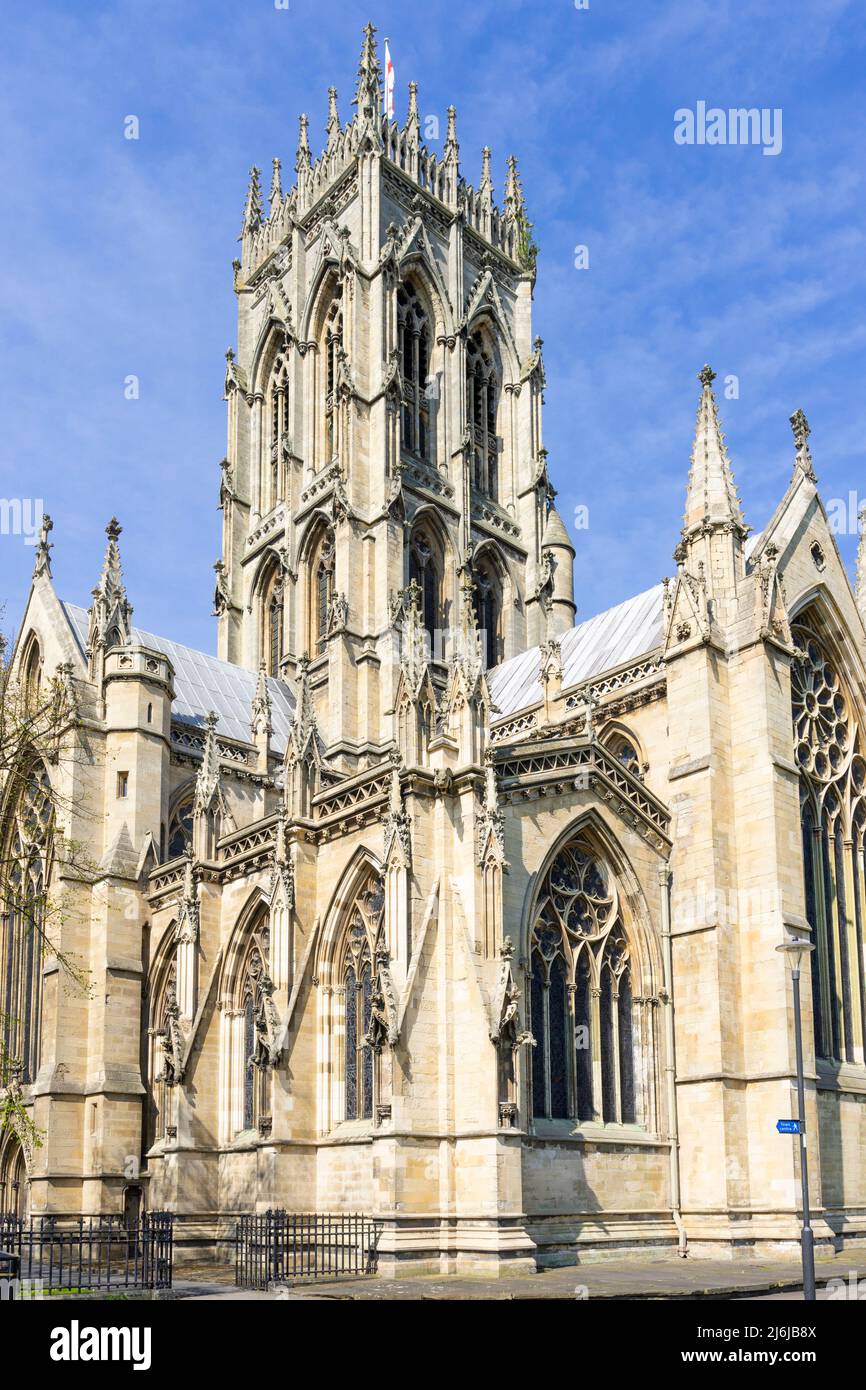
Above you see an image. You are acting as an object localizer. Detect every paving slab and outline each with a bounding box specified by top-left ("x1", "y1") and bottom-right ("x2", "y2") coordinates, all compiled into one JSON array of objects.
[{"x1": 174, "y1": 1250, "x2": 866, "y2": 1301}]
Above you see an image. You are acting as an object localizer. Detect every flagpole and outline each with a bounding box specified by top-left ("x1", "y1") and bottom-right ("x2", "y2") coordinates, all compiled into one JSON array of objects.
[{"x1": 384, "y1": 37, "x2": 395, "y2": 121}]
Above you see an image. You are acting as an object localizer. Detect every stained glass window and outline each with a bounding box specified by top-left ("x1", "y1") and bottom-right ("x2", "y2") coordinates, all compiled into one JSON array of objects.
[
  {"x1": 618, "y1": 968, "x2": 636, "y2": 1124},
  {"x1": 574, "y1": 952, "x2": 593, "y2": 1121},
  {"x1": 1, "y1": 763, "x2": 52, "y2": 1085},
  {"x1": 243, "y1": 995, "x2": 255, "y2": 1131},
  {"x1": 530, "y1": 965, "x2": 545, "y2": 1117},
  {"x1": 794, "y1": 624, "x2": 866, "y2": 1063},
  {"x1": 607, "y1": 734, "x2": 642, "y2": 779},
  {"x1": 345, "y1": 964, "x2": 357, "y2": 1120},
  {"x1": 341, "y1": 871, "x2": 385, "y2": 1123},
  {"x1": 548, "y1": 955, "x2": 568, "y2": 1119},
  {"x1": 600, "y1": 966, "x2": 616, "y2": 1122},
  {"x1": 166, "y1": 796, "x2": 194, "y2": 860},
  {"x1": 269, "y1": 586, "x2": 283, "y2": 677},
  {"x1": 529, "y1": 839, "x2": 639, "y2": 1126}
]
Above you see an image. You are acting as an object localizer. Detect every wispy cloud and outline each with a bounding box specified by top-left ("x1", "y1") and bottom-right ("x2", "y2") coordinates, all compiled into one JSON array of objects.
[{"x1": 0, "y1": 0, "x2": 863, "y2": 644}]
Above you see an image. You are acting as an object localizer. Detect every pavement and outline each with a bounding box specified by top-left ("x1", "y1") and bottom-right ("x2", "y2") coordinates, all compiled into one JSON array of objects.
[{"x1": 171, "y1": 1249, "x2": 866, "y2": 1301}]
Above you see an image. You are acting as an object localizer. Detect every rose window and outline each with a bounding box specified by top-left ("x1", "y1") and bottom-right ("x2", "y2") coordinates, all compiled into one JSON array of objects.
[{"x1": 791, "y1": 629, "x2": 849, "y2": 782}]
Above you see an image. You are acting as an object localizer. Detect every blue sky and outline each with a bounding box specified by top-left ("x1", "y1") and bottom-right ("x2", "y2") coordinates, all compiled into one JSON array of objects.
[{"x1": 1, "y1": 0, "x2": 864, "y2": 653}]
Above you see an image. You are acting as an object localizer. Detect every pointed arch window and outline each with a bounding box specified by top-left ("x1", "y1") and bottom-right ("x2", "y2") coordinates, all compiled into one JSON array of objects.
[
  {"x1": 236, "y1": 929, "x2": 274, "y2": 1137},
  {"x1": 166, "y1": 793, "x2": 194, "y2": 861},
  {"x1": 1, "y1": 763, "x2": 53, "y2": 1085},
  {"x1": 269, "y1": 585, "x2": 284, "y2": 677},
  {"x1": 794, "y1": 624, "x2": 866, "y2": 1064},
  {"x1": 323, "y1": 289, "x2": 343, "y2": 462},
  {"x1": 605, "y1": 733, "x2": 643, "y2": 781},
  {"x1": 261, "y1": 566, "x2": 284, "y2": 677},
  {"x1": 466, "y1": 333, "x2": 499, "y2": 501},
  {"x1": 0, "y1": 1137, "x2": 28, "y2": 1218},
  {"x1": 310, "y1": 527, "x2": 336, "y2": 654},
  {"x1": 529, "y1": 840, "x2": 639, "y2": 1125},
  {"x1": 341, "y1": 872, "x2": 385, "y2": 1123},
  {"x1": 408, "y1": 528, "x2": 440, "y2": 650},
  {"x1": 397, "y1": 283, "x2": 431, "y2": 461},
  {"x1": 267, "y1": 348, "x2": 290, "y2": 510},
  {"x1": 473, "y1": 560, "x2": 502, "y2": 670}
]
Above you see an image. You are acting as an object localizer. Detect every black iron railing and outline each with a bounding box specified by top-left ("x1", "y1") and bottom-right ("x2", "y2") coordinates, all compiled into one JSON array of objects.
[
  {"x1": 0, "y1": 1211, "x2": 174, "y2": 1293},
  {"x1": 234, "y1": 1210, "x2": 379, "y2": 1289}
]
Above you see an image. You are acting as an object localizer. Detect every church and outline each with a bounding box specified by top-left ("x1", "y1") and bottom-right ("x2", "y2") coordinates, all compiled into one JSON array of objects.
[{"x1": 2, "y1": 24, "x2": 865, "y2": 1275}]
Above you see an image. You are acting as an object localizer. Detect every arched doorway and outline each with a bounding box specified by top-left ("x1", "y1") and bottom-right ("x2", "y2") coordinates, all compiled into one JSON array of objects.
[{"x1": 0, "y1": 1135, "x2": 29, "y2": 1218}]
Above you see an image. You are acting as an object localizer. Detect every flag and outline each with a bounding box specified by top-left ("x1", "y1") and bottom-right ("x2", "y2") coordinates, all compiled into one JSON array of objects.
[{"x1": 384, "y1": 39, "x2": 395, "y2": 120}]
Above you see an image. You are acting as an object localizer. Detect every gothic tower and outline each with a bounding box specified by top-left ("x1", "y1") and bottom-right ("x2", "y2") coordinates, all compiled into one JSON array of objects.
[{"x1": 215, "y1": 24, "x2": 568, "y2": 771}]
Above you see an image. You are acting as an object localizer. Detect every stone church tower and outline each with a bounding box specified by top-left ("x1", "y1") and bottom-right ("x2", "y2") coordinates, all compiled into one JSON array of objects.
[
  {"x1": 3, "y1": 26, "x2": 865, "y2": 1274},
  {"x1": 214, "y1": 20, "x2": 570, "y2": 758}
]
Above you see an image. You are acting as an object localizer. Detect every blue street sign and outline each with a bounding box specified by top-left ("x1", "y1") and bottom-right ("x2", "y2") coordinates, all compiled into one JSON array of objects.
[{"x1": 776, "y1": 1119, "x2": 802, "y2": 1134}]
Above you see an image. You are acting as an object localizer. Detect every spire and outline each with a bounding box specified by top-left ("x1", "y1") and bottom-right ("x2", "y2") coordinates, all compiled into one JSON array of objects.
[
  {"x1": 295, "y1": 114, "x2": 311, "y2": 174},
  {"x1": 194, "y1": 712, "x2": 221, "y2": 815},
  {"x1": 681, "y1": 366, "x2": 747, "y2": 541},
  {"x1": 442, "y1": 104, "x2": 460, "y2": 206},
  {"x1": 790, "y1": 408, "x2": 817, "y2": 483},
  {"x1": 327, "y1": 87, "x2": 340, "y2": 149},
  {"x1": 354, "y1": 21, "x2": 382, "y2": 125},
  {"x1": 99, "y1": 518, "x2": 127, "y2": 599},
  {"x1": 283, "y1": 655, "x2": 320, "y2": 818},
  {"x1": 32, "y1": 512, "x2": 53, "y2": 581},
  {"x1": 857, "y1": 504, "x2": 866, "y2": 622},
  {"x1": 269, "y1": 157, "x2": 282, "y2": 212},
  {"x1": 250, "y1": 663, "x2": 272, "y2": 740},
  {"x1": 504, "y1": 154, "x2": 524, "y2": 221},
  {"x1": 406, "y1": 81, "x2": 420, "y2": 142},
  {"x1": 444, "y1": 105, "x2": 459, "y2": 162},
  {"x1": 479, "y1": 146, "x2": 493, "y2": 205},
  {"x1": 241, "y1": 166, "x2": 263, "y2": 237},
  {"x1": 87, "y1": 517, "x2": 133, "y2": 665},
  {"x1": 287, "y1": 655, "x2": 317, "y2": 752}
]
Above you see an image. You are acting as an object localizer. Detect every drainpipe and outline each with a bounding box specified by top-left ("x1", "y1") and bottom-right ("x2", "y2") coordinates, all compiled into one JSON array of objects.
[{"x1": 659, "y1": 863, "x2": 688, "y2": 1257}]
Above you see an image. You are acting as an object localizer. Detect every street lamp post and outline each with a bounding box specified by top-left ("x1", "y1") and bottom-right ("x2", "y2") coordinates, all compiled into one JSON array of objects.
[{"x1": 776, "y1": 934, "x2": 816, "y2": 1302}]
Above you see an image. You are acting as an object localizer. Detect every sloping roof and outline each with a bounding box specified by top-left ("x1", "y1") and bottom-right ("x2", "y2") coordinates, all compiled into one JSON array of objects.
[
  {"x1": 488, "y1": 583, "x2": 665, "y2": 718},
  {"x1": 61, "y1": 602, "x2": 296, "y2": 754}
]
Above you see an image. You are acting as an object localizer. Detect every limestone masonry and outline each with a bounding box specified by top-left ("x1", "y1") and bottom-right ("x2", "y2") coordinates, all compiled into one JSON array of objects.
[{"x1": 2, "y1": 25, "x2": 865, "y2": 1274}]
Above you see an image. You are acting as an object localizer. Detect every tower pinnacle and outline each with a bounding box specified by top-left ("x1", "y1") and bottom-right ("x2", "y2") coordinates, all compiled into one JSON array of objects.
[
  {"x1": 681, "y1": 366, "x2": 747, "y2": 541},
  {"x1": 327, "y1": 87, "x2": 340, "y2": 148},
  {"x1": 87, "y1": 517, "x2": 133, "y2": 668},
  {"x1": 504, "y1": 155, "x2": 524, "y2": 220},
  {"x1": 295, "y1": 114, "x2": 311, "y2": 174},
  {"x1": 790, "y1": 408, "x2": 817, "y2": 483},
  {"x1": 269, "y1": 157, "x2": 282, "y2": 211},
  {"x1": 354, "y1": 21, "x2": 382, "y2": 124},
  {"x1": 241, "y1": 166, "x2": 263, "y2": 237}
]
